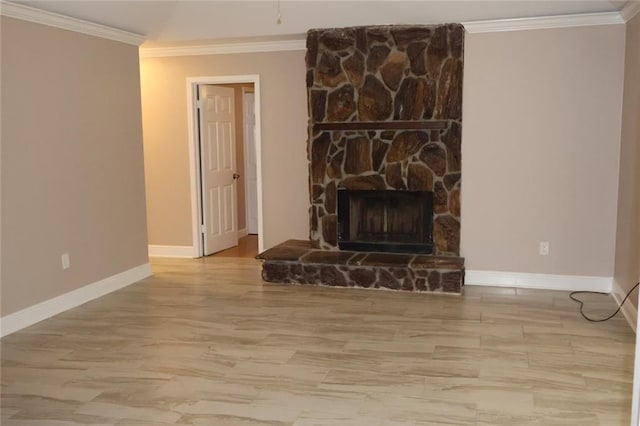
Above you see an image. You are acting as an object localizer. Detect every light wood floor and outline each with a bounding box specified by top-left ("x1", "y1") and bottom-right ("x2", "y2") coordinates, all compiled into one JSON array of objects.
[
  {"x1": 211, "y1": 234, "x2": 259, "y2": 259},
  {"x1": 1, "y1": 256, "x2": 636, "y2": 425}
]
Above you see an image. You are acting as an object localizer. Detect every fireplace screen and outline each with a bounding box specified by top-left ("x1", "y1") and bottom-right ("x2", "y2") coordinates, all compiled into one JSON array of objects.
[{"x1": 337, "y1": 189, "x2": 433, "y2": 254}]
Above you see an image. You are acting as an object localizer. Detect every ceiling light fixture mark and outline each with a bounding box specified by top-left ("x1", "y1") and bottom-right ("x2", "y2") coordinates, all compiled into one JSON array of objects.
[{"x1": 277, "y1": 0, "x2": 282, "y2": 25}]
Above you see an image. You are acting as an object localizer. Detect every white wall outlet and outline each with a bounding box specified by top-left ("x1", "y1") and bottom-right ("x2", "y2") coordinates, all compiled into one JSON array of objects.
[
  {"x1": 61, "y1": 252, "x2": 70, "y2": 269},
  {"x1": 539, "y1": 241, "x2": 549, "y2": 256}
]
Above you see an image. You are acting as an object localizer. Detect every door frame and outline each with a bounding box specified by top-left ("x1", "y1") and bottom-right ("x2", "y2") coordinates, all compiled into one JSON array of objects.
[
  {"x1": 242, "y1": 87, "x2": 257, "y2": 235},
  {"x1": 186, "y1": 75, "x2": 263, "y2": 257}
]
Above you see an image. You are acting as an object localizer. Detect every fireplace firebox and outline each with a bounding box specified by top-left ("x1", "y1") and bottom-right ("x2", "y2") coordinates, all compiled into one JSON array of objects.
[{"x1": 337, "y1": 189, "x2": 433, "y2": 254}]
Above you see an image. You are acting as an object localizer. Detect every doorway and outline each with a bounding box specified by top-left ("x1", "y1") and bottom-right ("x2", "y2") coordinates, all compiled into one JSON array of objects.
[{"x1": 186, "y1": 75, "x2": 263, "y2": 257}]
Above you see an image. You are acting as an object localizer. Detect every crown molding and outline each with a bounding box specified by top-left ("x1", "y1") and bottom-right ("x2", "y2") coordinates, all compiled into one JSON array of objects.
[
  {"x1": 0, "y1": 1, "x2": 145, "y2": 46},
  {"x1": 2, "y1": 0, "x2": 632, "y2": 49},
  {"x1": 621, "y1": 1, "x2": 640, "y2": 22},
  {"x1": 463, "y1": 11, "x2": 624, "y2": 33},
  {"x1": 140, "y1": 38, "x2": 305, "y2": 58}
]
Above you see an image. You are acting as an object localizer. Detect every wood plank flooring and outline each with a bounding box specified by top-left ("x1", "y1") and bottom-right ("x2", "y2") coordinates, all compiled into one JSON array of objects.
[
  {"x1": 211, "y1": 235, "x2": 258, "y2": 259},
  {"x1": 1, "y1": 256, "x2": 635, "y2": 425}
]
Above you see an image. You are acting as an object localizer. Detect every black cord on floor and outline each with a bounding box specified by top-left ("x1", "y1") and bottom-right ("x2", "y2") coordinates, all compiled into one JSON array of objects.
[{"x1": 570, "y1": 281, "x2": 640, "y2": 322}]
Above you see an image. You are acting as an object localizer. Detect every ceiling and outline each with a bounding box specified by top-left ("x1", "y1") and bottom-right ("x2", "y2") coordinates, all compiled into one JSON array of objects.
[{"x1": 12, "y1": 0, "x2": 630, "y2": 45}]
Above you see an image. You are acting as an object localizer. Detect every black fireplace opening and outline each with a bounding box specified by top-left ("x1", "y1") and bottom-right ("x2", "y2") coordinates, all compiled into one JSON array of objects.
[{"x1": 337, "y1": 189, "x2": 434, "y2": 254}]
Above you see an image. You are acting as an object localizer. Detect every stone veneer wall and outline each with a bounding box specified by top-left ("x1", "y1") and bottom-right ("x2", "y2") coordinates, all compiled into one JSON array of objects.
[{"x1": 306, "y1": 24, "x2": 464, "y2": 256}]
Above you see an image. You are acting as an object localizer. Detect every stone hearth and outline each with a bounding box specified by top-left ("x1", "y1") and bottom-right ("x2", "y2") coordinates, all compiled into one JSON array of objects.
[{"x1": 258, "y1": 240, "x2": 464, "y2": 293}]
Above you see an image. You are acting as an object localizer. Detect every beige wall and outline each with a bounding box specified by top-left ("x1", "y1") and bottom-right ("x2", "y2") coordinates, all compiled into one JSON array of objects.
[
  {"x1": 141, "y1": 23, "x2": 627, "y2": 281},
  {"x1": 613, "y1": 11, "x2": 640, "y2": 307},
  {"x1": 1, "y1": 17, "x2": 149, "y2": 316},
  {"x1": 140, "y1": 51, "x2": 308, "y2": 249},
  {"x1": 461, "y1": 24, "x2": 626, "y2": 277}
]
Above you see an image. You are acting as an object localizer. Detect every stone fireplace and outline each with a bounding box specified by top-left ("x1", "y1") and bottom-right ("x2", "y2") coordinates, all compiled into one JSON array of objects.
[
  {"x1": 307, "y1": 24, "x2": 463, "y2": 257},
  {"x1": 258, "y1": 24, "x2": 466, "y2": 293}
]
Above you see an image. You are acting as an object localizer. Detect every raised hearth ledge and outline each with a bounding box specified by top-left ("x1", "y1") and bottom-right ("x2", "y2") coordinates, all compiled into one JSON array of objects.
[{"x1": 257, "y1": 240, "x2": 465, "y2": 294}]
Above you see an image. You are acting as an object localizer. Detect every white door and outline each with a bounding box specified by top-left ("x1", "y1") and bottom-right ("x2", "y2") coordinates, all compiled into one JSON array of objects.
[
  {"x1": 243, "y1": 91, "x2": 258, "y2": 234},
  {"x1": 198, "y1": 85, "x2": 238, "y2": 255}
]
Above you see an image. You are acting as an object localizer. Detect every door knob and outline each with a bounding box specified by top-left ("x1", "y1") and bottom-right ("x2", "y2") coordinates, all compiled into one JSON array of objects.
[{"x1": 233, "y1": 173, "x2": 240, "y2": 180}]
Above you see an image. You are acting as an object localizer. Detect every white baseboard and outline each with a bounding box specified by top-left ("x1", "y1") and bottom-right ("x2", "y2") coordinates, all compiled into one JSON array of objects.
[
  {"x1": 148, "y1": 245, "x2": 195, "y2": 258},
  {"x1": 238, "y1": 228, "x2": 248, "y2": 238},
  {"x1": 612, "y1": 279, "x2": 638, "y2": 332},
  {"x1": 466, "y1": 270, "x2": 612, "y2": 293},
  {"x1": 0, "y1": 263, "x2": 152, "y2": 337}
]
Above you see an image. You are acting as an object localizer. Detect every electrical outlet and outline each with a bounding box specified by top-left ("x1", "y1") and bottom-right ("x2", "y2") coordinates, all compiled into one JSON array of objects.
[
  {"x1": 61, "y1": 253, "x2": 70, "y2": 269},
  {"x1": 539, "y1": 241, "x2": 549, "y2": 256}
]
